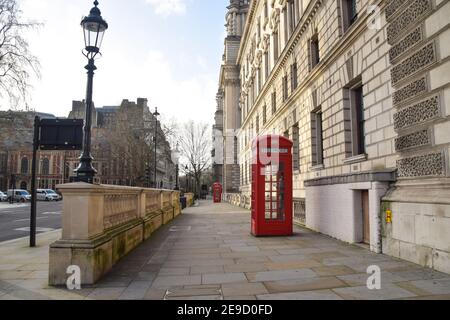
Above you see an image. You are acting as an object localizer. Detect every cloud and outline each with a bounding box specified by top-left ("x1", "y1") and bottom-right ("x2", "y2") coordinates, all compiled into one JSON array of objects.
[
  {"x1": 96, "y1": 48, "x2": 216, "y2": 125},
  {"x1": 145, "y1": 0, "x2": 188, "y2": 16}
]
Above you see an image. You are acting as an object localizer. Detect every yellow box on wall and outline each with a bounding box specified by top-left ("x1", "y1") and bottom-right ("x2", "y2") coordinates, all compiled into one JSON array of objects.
[{"x1": 386, "y1": 210, "x2": 392, "y2": 224}]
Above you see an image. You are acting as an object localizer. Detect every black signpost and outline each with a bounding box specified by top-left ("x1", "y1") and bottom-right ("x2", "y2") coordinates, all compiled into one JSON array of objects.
[{"x1": 29, "y1": 117, "x2": 83, "y2": 247}]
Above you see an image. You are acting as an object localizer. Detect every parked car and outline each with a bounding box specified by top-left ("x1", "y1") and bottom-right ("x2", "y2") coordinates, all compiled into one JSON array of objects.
[
  {"x1": 0, "y1": 191, "x2": 7, "y2": 202},
  {"x1": 7, "y1": 189, "x2": 32, "y2": 203},
  {"x1": 36, "y1": 189, "x2": 61, "y2": 201}
]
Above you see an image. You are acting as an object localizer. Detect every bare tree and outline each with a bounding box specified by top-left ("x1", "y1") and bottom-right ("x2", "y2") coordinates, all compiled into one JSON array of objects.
[
  {"x1": 160, "y1": 115, "x2": 179, "y2": 149},
  {"x1": 0, "y1": 0, "x2": 41, "y2": 109},
  {"x1": 179, "y1": 121, "x2": 211, "y2": 198}
]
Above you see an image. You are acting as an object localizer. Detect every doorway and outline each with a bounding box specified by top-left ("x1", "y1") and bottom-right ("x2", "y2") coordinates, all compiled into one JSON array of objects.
[{"x1": 361, "y1": 190, "x2": 370, "y2": 244}]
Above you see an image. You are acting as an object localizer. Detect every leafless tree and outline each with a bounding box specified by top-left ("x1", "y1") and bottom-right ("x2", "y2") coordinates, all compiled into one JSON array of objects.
[
  {"x1": 179, "y1": 121, "x2": 211, "y2": 198},
  {"x1": 160, "y1": 115, "x2": 179, "y2": 149},
  {"x1": 99, "y1": 110, "x2": 152, "y2": 187},
  {"x1": 0, "y1": 0, "x2": 41, "y2": 110}
]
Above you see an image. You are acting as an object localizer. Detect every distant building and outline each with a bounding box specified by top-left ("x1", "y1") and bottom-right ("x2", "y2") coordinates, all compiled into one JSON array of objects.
[
  {"x1": 212, "y1": 0, "x2": 250, "y2": 192},
  {"x1": 0, "y1": 98, "x2": 176, "y2": 191}
]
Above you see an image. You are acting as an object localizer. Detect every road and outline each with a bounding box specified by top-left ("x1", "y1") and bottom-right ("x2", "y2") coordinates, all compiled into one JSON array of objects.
[{"x1": 0, "y1": 201, "x2": 63, "y2": 243}]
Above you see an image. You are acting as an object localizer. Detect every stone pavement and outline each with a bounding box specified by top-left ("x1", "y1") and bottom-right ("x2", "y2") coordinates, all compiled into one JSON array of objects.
[{"x1": 1, "y1": 200, "x2": 450, "y2": 300}]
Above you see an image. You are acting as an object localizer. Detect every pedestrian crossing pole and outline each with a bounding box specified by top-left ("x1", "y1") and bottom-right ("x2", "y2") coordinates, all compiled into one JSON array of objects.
[{"x1": 30, "y1": 116, "x2": 40, "y2": 248}]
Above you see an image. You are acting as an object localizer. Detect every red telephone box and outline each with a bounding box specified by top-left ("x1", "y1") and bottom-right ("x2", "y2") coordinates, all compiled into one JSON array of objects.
[
  {"x1": 213, "y1": 183, "x2": 222, "y2": 203},
  {"x1": 251, "y1": 135, "x2": 293, "y2": 236}
]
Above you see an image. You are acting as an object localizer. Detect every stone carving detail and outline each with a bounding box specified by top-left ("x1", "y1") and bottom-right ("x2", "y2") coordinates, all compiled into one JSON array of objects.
[
  {"x1": 393, "y1": 77, "x2": 428, "y2": 106},
  {"x1": 387, "y1": 0, "x2": 431, "y2": 45},
  {"x1": 395, "y1": 130, "x2": 430, "y2": 152},
  {"x1": 393, "y1": 95, "x2": 440, "y2": 130},
  {"x1": 397, "y1": 153, "x2": 445, "y2": 177},
  {"x1": 386, "y1": 0, "x2": 409, "y2": 21},
  {"x1": 389, "y1": 27, "x2": 423, "y2": 62},
  {"x1": 391, "y1": 43, "x2": 435, "y2": 86}
]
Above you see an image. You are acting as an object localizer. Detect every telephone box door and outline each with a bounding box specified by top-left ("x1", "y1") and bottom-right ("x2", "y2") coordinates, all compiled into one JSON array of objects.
[
  {"x1": 213, "y1": 183, "x2": 222, "y2": 203},
  {"x1": 251, "y1": 135, "x2": 293, "y2": 237}
]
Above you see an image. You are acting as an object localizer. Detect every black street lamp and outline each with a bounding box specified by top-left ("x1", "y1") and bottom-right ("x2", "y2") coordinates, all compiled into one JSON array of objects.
[
  {"x1": 75, "y1": 1, "x2": 108, "y2": 183},
  {"x1": 152, "y1": 107, "x2": 160, "y2": 188},
  {"x1": 171, "y1": 143, "x2": 180, "y2": 190}
]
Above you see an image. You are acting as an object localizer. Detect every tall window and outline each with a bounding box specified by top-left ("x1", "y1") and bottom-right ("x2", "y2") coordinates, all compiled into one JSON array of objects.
[
  {"x1": 264, "y1": 0, "x2": 268, "y2": 20},
  {"x1": 291, "y1": 62, "x2": 298, "y2": 92},
  {"x1": 21, "y1": 157, "x2": 28, "y2": 174},
  {"x1": 257, "y1": 18, "x2": 261, "y2": 40},
  {"x1": 264, "y1": 51, "x2": 270, "y2": 81},
  {"x1": 271, "y1": 91, "x2": 277, "y2": 115},
  {"x1": 309, "y1": 33, "x2": 320, "y2": 70},
  {"x1": 284, "y1": 8, "x2": 288, "y2": 45},
  {"x1": 273, "y1": 30, "x2": 279, "y2": 61},
  {"x1": 311, "y1": 107, "x2": 324, "y2": 166},
  {"x1": 342, "y1": 0, "x2": 358, "y2": 32},
  {"x1": 256, "y1": 115, "x2": 260, "y2": 134},
  {"x1": 282, "y1": 75, "x2": 289, "y2": 102},
  {"x1": 292, "y1": 124, "x2": 300, "y2": 171},
  {"x1": 41, "y1": 158, "x2": 50, "y2": 175},
  {"x1": 347, "y1": 84, "x2": 365, "y2": 156},
  {"x1": 288, "y1": 0, "x2": 296, "y2": 34},
  {"x1": 257, "y1": 68, "x2": 262, "y2": 94},
  {"x1": 263, "y1": 105, "x2": 267, "y2": 124}
]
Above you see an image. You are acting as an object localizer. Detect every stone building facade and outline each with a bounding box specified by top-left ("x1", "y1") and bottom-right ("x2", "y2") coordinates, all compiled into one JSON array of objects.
[
  {"x1": 213, "y1": 0, "x2": 251, "y2": 192},
  {"x1": 219, "y1": 0, "x2": 450, "y2": 274}
]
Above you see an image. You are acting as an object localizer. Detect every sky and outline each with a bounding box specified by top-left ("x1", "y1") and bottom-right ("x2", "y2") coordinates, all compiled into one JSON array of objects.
[{"x1": 7, "y1": 0, "x2": 229, "y2": 125}]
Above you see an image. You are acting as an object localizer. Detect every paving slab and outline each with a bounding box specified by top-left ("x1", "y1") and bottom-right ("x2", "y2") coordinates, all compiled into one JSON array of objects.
[
  {"x1": 337, "y1": 272, "x2": 406, "y2": 287},
  {"x1": 118, "y1": 281, "x2": 152, "y2": 300},
  {"x1": 202, "y1": 273, "x2": 248, "y2": 285},
  {"x1": 86, "y1": 287, "x2": 126, "y2": 300},
  {"x1": 151, "y1": 275, "x2": 202, "y2": 289},
  {"x1": 246, "y1": 269, "x2": 317, "y2": 282},
  {"x1": 311, "y1": 265, "x2": 358, "y2": 276},
  {"x1": 264, "y1": 277, "x2": 348, "y2": 293},
  {"x1": 221, "y1": 283, "x2": 268, "y2": 297},
  {"x1": 332, "y1": 283, "x2": 417, "y2": 300},
  {"x1": 257, "y1": 289, "x2": 343, "y2": 300},
  {"x1": 402, "y1": 279, "x2": 450, "y2": 295}
]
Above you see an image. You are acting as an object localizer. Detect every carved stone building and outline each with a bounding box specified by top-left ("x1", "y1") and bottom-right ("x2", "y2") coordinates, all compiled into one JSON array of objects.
[
  {"x1": 213, "y1": 0, "x2": 250, "y2": 192},
  {"x1": 221, "y1": 0, "x2": 450, "y2": 274},
  {"x1": 0, "y1": 111, "x2": 68, "y2": 191}
]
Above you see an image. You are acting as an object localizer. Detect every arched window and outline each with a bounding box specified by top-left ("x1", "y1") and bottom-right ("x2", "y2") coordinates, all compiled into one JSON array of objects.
[
  {"x1": 21, "y1": 158, "x2": 29, "y2": 174},
  {"x1": 41, "y1": 158, "x2": 50, "y2": 175}
]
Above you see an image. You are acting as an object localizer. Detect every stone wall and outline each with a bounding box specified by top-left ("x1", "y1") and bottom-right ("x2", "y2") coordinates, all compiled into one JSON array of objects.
[
  {"x1": 382, "y1": 181, "x2": 450, "y2": 274},
  {"x1": 49, "y1": 183, "x2": 184, "y2": 286},
  {"x1": 380, "y1": 0, "x2": 450, "y2": 274}
]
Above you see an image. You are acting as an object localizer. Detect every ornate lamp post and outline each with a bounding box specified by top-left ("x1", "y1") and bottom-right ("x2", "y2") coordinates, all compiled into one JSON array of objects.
[
  {"x1": 185, "y1": 165, "x2": 189, "y2": 192},
  {"x1": 171, "y1": 143, "x2": 181, "y2": 190},
  {"x1": 152, "y1": 107, "x2": 160, "y2": 188},
  {"x1": 75, "y1": 1, "x2": 108, "y2": 183}
]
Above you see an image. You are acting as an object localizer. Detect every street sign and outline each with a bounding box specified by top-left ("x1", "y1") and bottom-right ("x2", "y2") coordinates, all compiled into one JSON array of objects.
[
  {"x1": 39, "y1": 119, "x2": 83, "y2": 151},
  {"x1": 30, "y1": 117, "x2": 84, "y2": 248}
]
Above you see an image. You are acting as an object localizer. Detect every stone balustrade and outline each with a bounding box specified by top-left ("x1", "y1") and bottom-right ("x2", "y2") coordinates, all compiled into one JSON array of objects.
[
  {"x1": 49, "y1": 183, "x2": 185, "y2": 286},
  {"x1": 223, "y1": 193, "x2": 251, "y2": 209},
  {"x1": 185, "y1": 193, "x2": 195, "y2": 207}
]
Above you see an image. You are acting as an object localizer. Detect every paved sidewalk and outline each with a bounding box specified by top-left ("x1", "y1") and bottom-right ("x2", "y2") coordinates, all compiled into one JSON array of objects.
[{"x1": 1, "y1": 201, "x2": 450, "y2": 300}]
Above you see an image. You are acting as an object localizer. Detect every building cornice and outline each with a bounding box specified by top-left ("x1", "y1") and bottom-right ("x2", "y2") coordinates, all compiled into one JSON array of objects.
[{"x1": 237, "y1": 0, "x2": 258, "y2": 64}]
